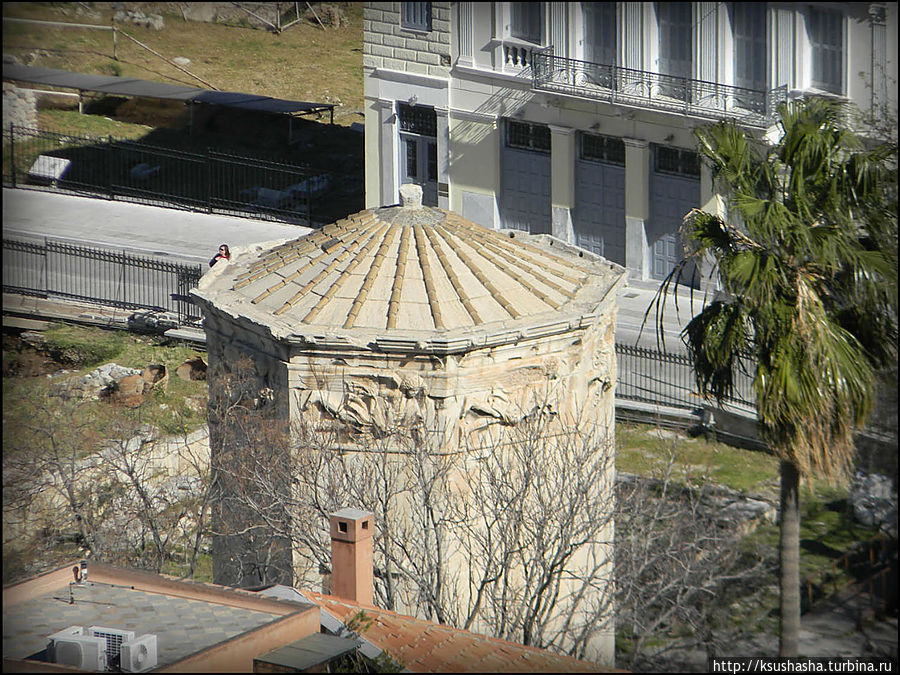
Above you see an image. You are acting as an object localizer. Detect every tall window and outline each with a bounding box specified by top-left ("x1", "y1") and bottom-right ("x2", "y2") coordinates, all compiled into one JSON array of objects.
[
  {"x1": 657, "y1": 3, "x2": 692, "y2": 79},
  {"x1": 808, "y1": 7, "x2": 843, "y2": 94},
  {"x1": 732, "y1": 3, "x2": 767, "y2": 91},
  {"x1": 511, "y1": 2, "x2": 542, "y2": 43},
  {"x1": 583, "y1": 2, "x2": 617, "y2": 66},
  {"x1": 402, "y1": 2, "x2": 431, "y2": 32}
]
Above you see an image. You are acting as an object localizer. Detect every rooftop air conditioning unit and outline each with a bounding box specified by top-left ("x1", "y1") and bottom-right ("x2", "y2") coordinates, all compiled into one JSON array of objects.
[
  {"x1": 90, "y1": 626, "x2": 136, "y2": 667},
  {"x1": 47, "y1": 626, "x2": 107, "y2": 671},
  {"x1": 120, "y1": 634, "x2": 158, "y2": 673}
]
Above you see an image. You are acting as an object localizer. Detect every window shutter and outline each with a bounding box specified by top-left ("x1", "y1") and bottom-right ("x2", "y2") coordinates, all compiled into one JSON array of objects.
[
  {"x1": 511, "y1": 2, "x2": 542, "y2": 43},
  {"x1": 402, "y1": 2, "x2": 432, "y2": 32}
]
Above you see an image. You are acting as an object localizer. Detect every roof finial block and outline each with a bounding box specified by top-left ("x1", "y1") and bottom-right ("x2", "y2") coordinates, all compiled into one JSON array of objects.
[{"x1": 399, "y1": 183, "x2": 423, "y2": 209}]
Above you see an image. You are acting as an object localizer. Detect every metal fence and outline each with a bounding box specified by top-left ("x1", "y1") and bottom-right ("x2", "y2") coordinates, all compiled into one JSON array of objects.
[
  {"x1": 3, "y1": 124, "x2": 320, "y2": 225},
  {"x1": 616, "y1": 343, "x2": 756, "y2": 411},
  {"x1": 3, "y1": 237, "x2": 203, "y2": 326},
  {"x1": 532, "y1": 48, "x2": 788, "y2": 128}
]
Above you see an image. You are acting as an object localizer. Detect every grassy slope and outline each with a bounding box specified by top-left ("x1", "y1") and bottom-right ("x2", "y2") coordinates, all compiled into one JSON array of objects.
[{"x1": 1, "y1": 2, "x2": 364, "y2": 125}]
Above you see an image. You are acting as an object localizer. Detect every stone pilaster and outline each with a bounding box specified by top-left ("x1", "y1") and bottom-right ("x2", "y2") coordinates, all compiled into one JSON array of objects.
[
  {"x1": 624, "y1": 138, "x2": 650, "y2": 281},
  {"x1": 550, "y1": 124, "x2": 576, "y2": 243},
  {"x1": 456, "y1": 2, "x2": 473, "y2": 66},
  {"x1": 377, "y1": 98, "x2": 398, "y2": 207},
  {"x1": 436, "y1": 106, "x2": 450, "y2": 209}
]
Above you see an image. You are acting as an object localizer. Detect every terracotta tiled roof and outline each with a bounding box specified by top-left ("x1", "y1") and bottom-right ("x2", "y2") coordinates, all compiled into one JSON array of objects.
[{"x1": 300, "y1": 591, "x2": 622, "y2": 673}]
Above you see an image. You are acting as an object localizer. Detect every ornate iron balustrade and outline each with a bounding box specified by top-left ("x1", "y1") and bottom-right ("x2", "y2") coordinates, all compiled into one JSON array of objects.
[{"x1": 532, "y1": 48, "x2": 787, "y2": 127}]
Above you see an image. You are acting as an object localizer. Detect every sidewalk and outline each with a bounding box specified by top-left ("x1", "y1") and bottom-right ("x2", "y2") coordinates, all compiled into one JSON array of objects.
[
  {"x1": 2, "y1": 186, "x2": 311, "y2": 265},
  {"x1": 3, "y1": 185, "x2": 704, "y2": 347}
]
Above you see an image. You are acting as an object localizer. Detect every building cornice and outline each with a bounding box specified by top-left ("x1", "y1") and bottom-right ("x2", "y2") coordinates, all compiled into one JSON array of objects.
[{"x1": 369, "y1": 67, "x2": 449, "y2": 91}]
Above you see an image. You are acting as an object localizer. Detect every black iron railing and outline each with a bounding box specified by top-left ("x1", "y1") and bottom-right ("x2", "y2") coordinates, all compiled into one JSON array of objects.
[
  {"x1": 616, "y1": 343, "x2": 757, "y2": 411},
  {"x1": 2, "y1": 237, "x2": 203, "y2": 326},
  {"x1": 3, "y1": 124, "x2": 323, "y2": 226},
  {"x1": 532, "y1": 48, "x2": 788, "y2": 127}
]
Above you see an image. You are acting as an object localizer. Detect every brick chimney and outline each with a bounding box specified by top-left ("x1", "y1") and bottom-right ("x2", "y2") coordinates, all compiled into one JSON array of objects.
[{"x1": 329, "y1": 508, "x2": 374, "y2": 606}]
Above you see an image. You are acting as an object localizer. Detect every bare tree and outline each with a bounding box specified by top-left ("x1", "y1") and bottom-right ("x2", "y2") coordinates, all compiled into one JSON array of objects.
[
  {"x1": 3, "y1": 383, "x2": 214, "y2": 581},
  {"x1": 614, "y1": 443, "x2": 774, "y2": 671},
  {"x1": 207, "y1": 360, "x2": 777, "y2": 667},
  {"x1": 3, "y1": 391, "x2": 107, "y2": 574},
  {"x1": 208, "y1": 360, "x2": 617, "y2": 659}
]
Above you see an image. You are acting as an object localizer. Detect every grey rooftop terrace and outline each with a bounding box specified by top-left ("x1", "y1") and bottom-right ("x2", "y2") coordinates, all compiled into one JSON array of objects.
[{"x1": 2, "y1": 563, "x2": 319, "y2": 671}]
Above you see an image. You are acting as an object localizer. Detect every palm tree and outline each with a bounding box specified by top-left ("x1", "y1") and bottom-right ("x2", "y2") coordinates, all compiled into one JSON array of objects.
[{"x1": 651, "y1": 97, "x2": 897, "y2": 656}]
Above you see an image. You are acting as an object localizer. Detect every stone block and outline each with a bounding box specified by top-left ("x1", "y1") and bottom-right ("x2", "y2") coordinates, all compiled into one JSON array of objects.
[
  {"x1": 406, "y1": 61, "x2": 429, "y2": 75},
  {"x1": 427, "y1": 65, "x2": 450, "y2": 78},
  {"x1": 110, "y1": 374, "x2": 146, "y2": 407},
  {"x1": 370, "y1": 44, "x2": 394, "y2": 58},
  {"x1": 370, "y1": 20, "x2": 395, "y2": 36},
  {"x1": 405, "y1": 38, "x2": 428, "y2": 51},
  {"x1": 416, "y1": 51, "x2": 441, "y2": 65},
  {"x1": 176, "y1": 356, "x2": 208, "y2": 381},
  {"x1": 394, "y1": 48, "x2": 415, "y2": 61},
  {"x1": 142, "y1": 364, "x2": 167, "y2": 387},
  {"x1": 27, "y1": 156, "x2": 71, "y2": 184},
  {"x1": 383, "y1": 34, "x2": 406, "y2": 48}
]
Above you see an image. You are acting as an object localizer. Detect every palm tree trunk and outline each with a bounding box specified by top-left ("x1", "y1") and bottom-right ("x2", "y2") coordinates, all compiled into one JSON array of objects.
[{"x1": 779, "y1": 459, "x2": 801, "y2": 656}]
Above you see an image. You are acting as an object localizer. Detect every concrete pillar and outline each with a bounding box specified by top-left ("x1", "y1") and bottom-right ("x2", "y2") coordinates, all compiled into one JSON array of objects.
[
  {"x1": 377, "y1": 98, "x2": 398, "y2": 207},
  {"x1": 550, "y1": 124, "x2": 576, "y2": 243},
  {"x1": 330, "y1": 508, "x2": 375, "y2": 606},
  {"x1": 624, "y1": 138, "x2": 650, "y2": 281},
  {"x1": 436, "y1": 107, "x2": 450, "y2": 209}
]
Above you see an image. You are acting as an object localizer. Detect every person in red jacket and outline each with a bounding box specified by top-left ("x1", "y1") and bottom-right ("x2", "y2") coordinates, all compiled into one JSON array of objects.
[{"x1": 209, "y1": 244, "x2": 231, "y2": 267}]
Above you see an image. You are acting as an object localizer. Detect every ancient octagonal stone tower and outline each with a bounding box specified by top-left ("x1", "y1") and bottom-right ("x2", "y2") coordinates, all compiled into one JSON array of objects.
[{"x1": 193, "y1": 186, "x2": 626, "y2": 663}]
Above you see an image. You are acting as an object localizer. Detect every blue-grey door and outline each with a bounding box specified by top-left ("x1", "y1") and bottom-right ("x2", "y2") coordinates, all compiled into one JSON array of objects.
[
  {"x1": 400, "y1": 132, "x2": 438, "y2": 206},
  {"x1": 649, "y1": 170, "x2": 699, "y2": 282},
  {"x1": 500, "y1": 146, "x2": 551, "y2": 234},
  {"x1": 575, "y1": 158, "x2": 625, "y2": 264}
]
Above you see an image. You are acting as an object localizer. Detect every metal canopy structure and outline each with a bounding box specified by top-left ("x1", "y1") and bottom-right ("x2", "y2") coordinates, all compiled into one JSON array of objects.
[{"x1": 2, "y1": 63, "x2": 336, "y2": 122}]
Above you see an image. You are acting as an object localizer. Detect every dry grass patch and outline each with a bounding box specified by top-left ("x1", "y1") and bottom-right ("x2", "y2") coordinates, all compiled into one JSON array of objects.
[{"x1": 2, "y1": 2, "x2": 364, "y2": 125}]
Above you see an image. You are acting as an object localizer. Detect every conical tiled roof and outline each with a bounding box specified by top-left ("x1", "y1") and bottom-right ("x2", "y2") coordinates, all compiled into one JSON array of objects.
[{"x1": 195, "y1": 201, "x2": 623, "y2": 353}]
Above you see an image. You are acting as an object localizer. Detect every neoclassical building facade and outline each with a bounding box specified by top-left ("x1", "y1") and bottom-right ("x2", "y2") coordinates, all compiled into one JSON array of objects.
[{"x1": 363, "y1": 2, "x2": 897, "y2": 285}]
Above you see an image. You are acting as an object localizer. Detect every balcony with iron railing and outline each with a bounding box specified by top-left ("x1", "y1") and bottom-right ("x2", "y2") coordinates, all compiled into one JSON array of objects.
[{"x1": 532, "y1": 47, "x2": 788, "y2": 128}]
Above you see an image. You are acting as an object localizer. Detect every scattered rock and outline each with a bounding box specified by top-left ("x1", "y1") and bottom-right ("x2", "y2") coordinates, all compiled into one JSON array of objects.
[
  {"x1": 184, "y1": 395, "x2": 206, "y2": 414},
  {"x1": 54, "y1": 362, "x2": 142, "y2": 401},
  {"x1": 114, "y1": 10, "x2": 165, "y2": 31},
  {"x1": 19, "y1": 331, "x2": 46, "y2": 348},
  {"x1": 3, "y1": 54, "x2": 22, "y2": 65},
  {"x1": 128, "y1": 310, "x2": 179, "y2": 334},
  {"x1": 310, "y1": 3, "x2": 348, "y2": 28},
  {"x1": 849, "y1": 472, "x2": 898, "y2": 537},
  {"x1": 176, "y1": 356, "x2": 207, "y2": 381},
  {"x1": 172, "y1": 57, "x2": 191, "y2": 66}
]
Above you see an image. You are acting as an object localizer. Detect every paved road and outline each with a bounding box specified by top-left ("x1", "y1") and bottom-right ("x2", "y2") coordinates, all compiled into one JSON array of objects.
[
  {"x1": 2, "y1": 187, "x2": 311, "y2": 265},
  {"x1": 3, "y1": 186, "x2": 706, "y2": 347}
]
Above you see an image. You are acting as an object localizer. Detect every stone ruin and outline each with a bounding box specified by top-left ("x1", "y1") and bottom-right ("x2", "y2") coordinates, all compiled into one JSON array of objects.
[{"x1": 192, "y1": 185, "x2": 626, "y2": 663}]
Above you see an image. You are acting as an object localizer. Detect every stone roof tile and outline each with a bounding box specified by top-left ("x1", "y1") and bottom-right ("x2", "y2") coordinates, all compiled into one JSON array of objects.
[{"x1": 195, "y1": 202, "x2": 626, "y2": 351}]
